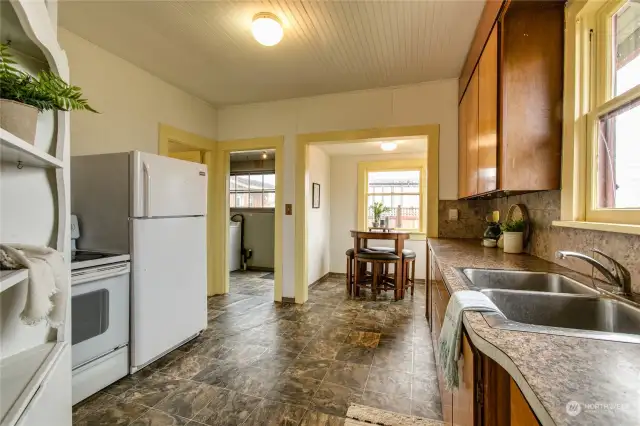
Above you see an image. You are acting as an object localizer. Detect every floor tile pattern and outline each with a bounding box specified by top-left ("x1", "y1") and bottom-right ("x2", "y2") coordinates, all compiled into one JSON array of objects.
[{"x1": 73, "y1": 273, "x2": 441, "y2": 425}]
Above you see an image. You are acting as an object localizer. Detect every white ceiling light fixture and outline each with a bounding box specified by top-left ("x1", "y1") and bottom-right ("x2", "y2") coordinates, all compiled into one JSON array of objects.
[
  {"x1": 252, "y1": 12, "x2": 284, "y2": 46},
  {"x1": 262, "y1": 151, "x2": 268, "y2": 159},
  {"x1": 380, "y1": 142, "x2": 397, "y2": 152}
]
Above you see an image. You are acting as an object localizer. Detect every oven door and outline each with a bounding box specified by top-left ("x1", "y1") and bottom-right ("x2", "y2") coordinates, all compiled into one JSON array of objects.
[{"x1": 71, "y1": 262, "x2": 130, "y2": 369}]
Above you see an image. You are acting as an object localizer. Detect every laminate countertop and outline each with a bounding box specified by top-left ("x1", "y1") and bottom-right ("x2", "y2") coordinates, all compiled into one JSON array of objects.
[{"x1": 427, "y1": 238, "x2": 640, "y2": 426}]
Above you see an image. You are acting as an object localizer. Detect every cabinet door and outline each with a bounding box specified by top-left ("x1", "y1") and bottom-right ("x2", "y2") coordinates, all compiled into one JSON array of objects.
[
  {"x1": 510, "y1": 379, "x2": 541, "y2": 426},
  {"x1": 477, "y1": 25, "x2": 499, "y2": 194},
  {"x1": 458, "y1": 92, "x2": 468, "y2": 198},
  {"x1": 452, "y1": 334, "x2": 476, "y2": 426},
  {"x1": 466, "y1": 70, "x2": 480, "y2": 197}
]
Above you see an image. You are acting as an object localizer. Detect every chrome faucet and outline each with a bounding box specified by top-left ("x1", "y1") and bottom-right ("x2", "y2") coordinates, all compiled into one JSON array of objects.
[{"x1": 555, "y1": 249, "x2": 632, "y2": 295}]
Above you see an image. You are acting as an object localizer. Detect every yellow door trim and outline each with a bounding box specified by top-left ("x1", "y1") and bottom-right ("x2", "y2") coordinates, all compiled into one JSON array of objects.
[
  {"x1": 158, "y1": 123, "x2": 217, "y2": 296},
  {"x1": 158, "y1": 123, "x2": 217, "y2": 154},
  {"x1": 295, "y1": 125, "x2": 439, "y2": 304},
  {"x1": 213, "y1": 136, "x2": 285, "y2": 302}
]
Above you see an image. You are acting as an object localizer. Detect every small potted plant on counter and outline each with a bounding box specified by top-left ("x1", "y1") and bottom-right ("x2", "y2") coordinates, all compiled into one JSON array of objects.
[
  {"x1": 501, "y1": 218, "x2": 526, "y2": 254},
  {"x1": 0, "y1": 42, "x2": 97, "y2": 144},
  {"x1": 370, "y1": 201, "x2": 392, "y2": 228}
]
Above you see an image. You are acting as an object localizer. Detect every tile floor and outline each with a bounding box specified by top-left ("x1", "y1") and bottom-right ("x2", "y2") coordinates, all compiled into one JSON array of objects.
[{"x1": 73, "y1": 273, "x2": 441, "y2": 426}]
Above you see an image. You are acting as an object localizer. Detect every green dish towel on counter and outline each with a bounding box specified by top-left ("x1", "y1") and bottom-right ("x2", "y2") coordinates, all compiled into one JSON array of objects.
[{"x1": 438, "y1": 290, "x2": 505, "y2": 391}]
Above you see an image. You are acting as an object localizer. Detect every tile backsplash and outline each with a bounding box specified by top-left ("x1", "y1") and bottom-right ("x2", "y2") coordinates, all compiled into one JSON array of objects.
[{"x1": 438, "y1": 190, "x2": 640, "y2": 293}]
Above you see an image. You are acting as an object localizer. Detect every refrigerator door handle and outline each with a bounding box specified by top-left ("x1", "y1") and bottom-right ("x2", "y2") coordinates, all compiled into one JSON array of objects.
[{"x1": 143, "y1": 162, "x2": 151, "y2": 217}]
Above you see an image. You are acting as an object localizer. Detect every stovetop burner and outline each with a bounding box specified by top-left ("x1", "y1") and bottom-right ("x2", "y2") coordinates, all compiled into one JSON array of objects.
[{"x1": 72, "y1": 251, "x2": 122, "y2": 262}]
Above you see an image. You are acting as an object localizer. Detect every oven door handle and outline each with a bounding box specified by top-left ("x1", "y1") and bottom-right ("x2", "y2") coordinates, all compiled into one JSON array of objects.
[{"x1": 71, "y1": 264, "x2": 130, "y2": 286}]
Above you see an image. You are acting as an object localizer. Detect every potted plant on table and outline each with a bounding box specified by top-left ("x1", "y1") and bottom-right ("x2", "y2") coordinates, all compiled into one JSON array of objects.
[
  {"x1": 369, "y1": 201, "x2": 392, "y2": 228},
  {"x1": 0, "y1": 42, "x2": 97, "y2": 144},
  {"x1": 501, "y1": 218, "x2": 526, "y2": 254}
]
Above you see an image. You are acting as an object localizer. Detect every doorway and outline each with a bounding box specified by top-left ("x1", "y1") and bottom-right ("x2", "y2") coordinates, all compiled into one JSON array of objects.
[
  {"x1": 295, "y1": 125, "x2": 440, "y2": 303},
  {"x1": 211, "y1": 136, "x2": 284, "y2": 302},
  {"x1": 157, "y1": 124, "x2": 216, "y2": 295},
  {"x1": 228, "y1": 149, "x2": 277, "y2": 298}
]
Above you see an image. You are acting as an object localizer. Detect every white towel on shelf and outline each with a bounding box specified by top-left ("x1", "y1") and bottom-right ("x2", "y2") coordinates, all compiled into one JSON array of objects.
[
  {"x1": 438, "y1": 290, "x2": 504, "y2": 391},
  {"x1": 0, "y1": 244, "x2": 68, "y2": 328}
]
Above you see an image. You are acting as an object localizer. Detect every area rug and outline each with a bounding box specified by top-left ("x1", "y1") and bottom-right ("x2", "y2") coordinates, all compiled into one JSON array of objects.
[
  {"x1": 346, "y1": 404, "x2": 445, "y2": 426},
  {"x1": 261, "y1": 272, "x2": 274, "y2": 280}
]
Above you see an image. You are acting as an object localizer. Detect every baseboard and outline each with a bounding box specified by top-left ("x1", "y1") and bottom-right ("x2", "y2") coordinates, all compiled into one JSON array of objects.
[
  {"x1": 328, "y1": 272, "x2": 346, "y2": 279},
  {"x1": 309, "y1": 272, "x2": 331, "y2": 288},
  {"x1": 281, "y1": 297, "x2": 295, "y2": 304},
  {"x1": 246, "y1": 266, "x2": 275, "y2": 272}
]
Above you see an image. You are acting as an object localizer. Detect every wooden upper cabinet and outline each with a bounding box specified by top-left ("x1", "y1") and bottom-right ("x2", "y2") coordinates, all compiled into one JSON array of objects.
[
  {"x1": 477, "y1": 26, "x2": 498, "y2": 194},
  {"x1": 457, "y1": 0, "x2": 563, "y2": 199},
  {"x1": 458, "y1": 90, "x2": 468, "y2": 198},
  {"x1": 466, "y1": 71, "x2": 479, "y2": 197},
  {"x1": 501, "y1": 1, "x2": 564, "y2": 191}
]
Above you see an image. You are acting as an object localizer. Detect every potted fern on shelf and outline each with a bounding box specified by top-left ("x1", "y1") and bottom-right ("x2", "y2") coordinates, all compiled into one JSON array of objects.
[
  {"x1": 369, "y1": 201, "x2": 392, "y2": 228},
  {"x1": 0, "y1": 42, "x2": 97, "y2": 144}
]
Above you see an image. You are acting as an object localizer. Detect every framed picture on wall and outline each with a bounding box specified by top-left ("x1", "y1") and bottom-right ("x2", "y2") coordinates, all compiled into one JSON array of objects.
[{"x1": 312, "y1": 183, "x2": 320, "y2": 209}]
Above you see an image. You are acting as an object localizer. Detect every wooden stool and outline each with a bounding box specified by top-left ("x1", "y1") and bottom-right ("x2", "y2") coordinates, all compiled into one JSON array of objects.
[
  {"x1": 345, "y1": 248, "x2": 355, "y2": 295},
  {"x1": 402, "y1": 249, "x2": 417, "y2": 297},
  {"x1": 354, "y1": 252, "x2": 400, "y2": 301}
]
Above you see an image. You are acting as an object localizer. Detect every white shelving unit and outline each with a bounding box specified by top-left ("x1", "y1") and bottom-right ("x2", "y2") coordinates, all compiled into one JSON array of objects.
[
  {"x1": 0, "y1": 129, "x2": 63, "y2": 168},
  {"x1": 0, "y1": 342, "x2": 66, "y2": 426},
  {"x1": 0, "y1": 0, "x2": 72, "y2": 425},
  {"x1": 0, "y1": 270, "x2": 28, "y2": 293}
]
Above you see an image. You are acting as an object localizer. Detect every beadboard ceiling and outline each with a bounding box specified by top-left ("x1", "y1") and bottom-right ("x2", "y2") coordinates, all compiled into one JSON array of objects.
[{"x1": 59, "y1": 0, "x2": 484, "y2": 106}]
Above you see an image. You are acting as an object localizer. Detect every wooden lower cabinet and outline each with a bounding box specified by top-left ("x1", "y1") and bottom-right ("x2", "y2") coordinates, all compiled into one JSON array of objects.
[
  {"x1": 452, "y1": 334, "x2": 476, "y2": 426},
  {"x1": 510, "y1": 380, "x2": 540, "y2": 426},
  {"x1": 427, "y1": 255, "x2": 541, "y2": 426}
]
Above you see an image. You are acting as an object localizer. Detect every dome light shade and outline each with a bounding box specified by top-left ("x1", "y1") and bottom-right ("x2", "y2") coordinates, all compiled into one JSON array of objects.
[
  {"x1": 380, "y1": 142, "x2": 397, "y2": 152},
  {"x1": 252, "y1": 13, "x2": 283, "y2": 46}
]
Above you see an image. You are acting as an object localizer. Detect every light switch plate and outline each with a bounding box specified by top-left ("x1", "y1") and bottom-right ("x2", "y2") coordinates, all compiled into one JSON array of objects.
[{"x1": 448, "y1": 209, "x2": 459, "y2": 221}]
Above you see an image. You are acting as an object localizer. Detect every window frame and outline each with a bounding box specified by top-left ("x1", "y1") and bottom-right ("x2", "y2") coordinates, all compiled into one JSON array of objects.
[
  {"x1": 229, "y1": 171, "x2": 276, "y2": 209},
  {"x1": 558, "y1": 0, "x2": 640, "y2": 232},
  {"x1": 357, "y1": 159, "x2": 427, "y2": 234},
  {"x1": 587, "y1": 0, "x2": 640, "y2": 224}
]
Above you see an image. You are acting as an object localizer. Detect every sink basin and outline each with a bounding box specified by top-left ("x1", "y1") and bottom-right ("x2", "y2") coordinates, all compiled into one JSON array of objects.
[
  {"x1": 458, "y1": 268, "x2": 599, "y2": 295},
  {"x1": 480, "y1": 289, "x2": 640, "y2": 344}
]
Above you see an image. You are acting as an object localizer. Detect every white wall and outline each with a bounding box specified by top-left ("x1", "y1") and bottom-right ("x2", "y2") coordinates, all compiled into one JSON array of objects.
[
  {"x1": 307, "y1": 146, "x2": 331, "y2": 285},
  {"x1": 58, "y1": 28, "x2": 217, "y2": 156},
  {"x1": 230, "y1": 209, "x2": 275, "y2": 269},
  {"x1": 218, "y1": 79, "x2": 457, "y2": 296},
  {"x1": 328, "y1": 152, "x2": 427, "y2": 280}
]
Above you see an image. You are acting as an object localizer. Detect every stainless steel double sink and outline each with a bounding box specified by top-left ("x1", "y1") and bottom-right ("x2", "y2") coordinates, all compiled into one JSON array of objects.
[{"x1": 457, "y1": 268, "x2": 640, "y2": 344}]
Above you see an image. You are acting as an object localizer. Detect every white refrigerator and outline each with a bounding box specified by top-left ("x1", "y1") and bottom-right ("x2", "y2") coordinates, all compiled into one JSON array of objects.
[{"x1": 71, "y1": 151, "x2": 208, "y2": 372}]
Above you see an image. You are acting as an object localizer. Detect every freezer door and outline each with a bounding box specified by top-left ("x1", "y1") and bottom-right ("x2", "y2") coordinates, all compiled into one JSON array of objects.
[
  {"x1": 130, "y1": 217, "x2": 207, "y2": 370},
  {"x1": 131, "y1": 151, "x2": 207, "y2": 218}
]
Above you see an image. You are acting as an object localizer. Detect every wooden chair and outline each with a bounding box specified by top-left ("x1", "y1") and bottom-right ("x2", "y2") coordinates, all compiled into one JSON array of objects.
[{"x1": 354, "y1": 251, "x2": 400, "y2": 301}]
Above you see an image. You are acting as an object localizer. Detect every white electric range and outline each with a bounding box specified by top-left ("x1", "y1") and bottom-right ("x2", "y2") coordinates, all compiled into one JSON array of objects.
[{"x1": 70, "y1": 215, "x2": 131, "y2": 405}]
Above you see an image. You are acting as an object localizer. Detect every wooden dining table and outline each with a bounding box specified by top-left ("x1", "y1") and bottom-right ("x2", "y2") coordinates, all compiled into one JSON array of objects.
[{"x1": 350, "y1": 230, "x2": 411, "y2": 300}]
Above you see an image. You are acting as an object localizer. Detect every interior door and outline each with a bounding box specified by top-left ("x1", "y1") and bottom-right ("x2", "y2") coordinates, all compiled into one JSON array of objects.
[
  {"x1": 131, "y1": 151, "x2": 207, "y2": 218},
  {"x1": 130, "y1": 217, "x2": 207, "y2": 370}
]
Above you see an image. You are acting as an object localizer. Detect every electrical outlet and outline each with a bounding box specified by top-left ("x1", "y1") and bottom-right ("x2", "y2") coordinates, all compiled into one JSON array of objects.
[
  {"x1": 448, "y1": 209, "x2": 459, "y2": 221},
  {"x1": 285, "y1": 204, "x2": 293, "y2": 215}
]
